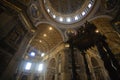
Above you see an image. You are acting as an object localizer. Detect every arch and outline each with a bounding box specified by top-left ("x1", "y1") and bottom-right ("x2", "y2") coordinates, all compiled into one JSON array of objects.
[
  {"x1": 35, "y1": 21, "x2": 65, "y2": 41},
  {"x1": 48, "y1": 58, "x2": 56, "y2": 68},
  {"x1": 57, "y1": 54, "x2": 62, "y2": 80},
  {"x1": 57, "y1": 54, "x2": 62, "y2": 64},
  {"x1": 89, "y1": 15, "x2": 113, "y2": 22},
  {"x1": 46, "y1": 58, "x2": 56, "y2": 80}
]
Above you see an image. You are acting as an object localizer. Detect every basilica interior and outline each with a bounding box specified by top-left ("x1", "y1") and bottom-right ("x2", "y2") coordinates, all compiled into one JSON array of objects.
[{"x1": 0, "y1": 0, "x2": 120, "y2": 80}]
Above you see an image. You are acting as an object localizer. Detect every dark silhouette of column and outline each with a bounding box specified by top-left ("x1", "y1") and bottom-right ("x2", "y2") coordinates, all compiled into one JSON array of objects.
[{"x1": 69, "y1": 38, "x2": 77, "y2": 80}]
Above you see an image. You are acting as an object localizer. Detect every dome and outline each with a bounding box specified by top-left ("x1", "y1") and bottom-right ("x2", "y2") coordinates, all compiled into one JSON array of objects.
[
  {"x1": 43, "y1": 0, "x2": 95, "y2": 24},
  {"x1": 48, "y1": 0, "x2": 86, "y2": 14}
]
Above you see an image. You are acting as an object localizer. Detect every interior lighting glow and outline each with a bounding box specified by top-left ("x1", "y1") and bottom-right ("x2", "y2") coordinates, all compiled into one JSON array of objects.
[
  {"x1": 49, "y1": 27, "x2": 53, "y2": 30},
  {"x1": 38, "y1": 63, "x2": 43, "y2": 71},
  {"x1": 39, "y1": 40, "x2": 42, "y2": 43},
  {"x1": 25, "y1": 62, "x2": 32, "y2": 70},
  {"x1": 41, "y1": 53, "x2": 45, "y2": 57},
  {"x1": 47, "y1": 9, "x2": 50, "y2": 13},
  {"x1": 59, "y1": 17, "x2": 63, "y2": 22},
  {"x1": 30, "y1": 52, "x2": 35, "y2": 56},
  {"x1": 65, "y1": 43, "x2": 70, "y2": 48},
  {"x1": 82, "y1": 11, "x2": 85, "y2": 16},
  {"x1": 95, "y1": 30, "x2": 99, "y2": 33},
  {"x1": 75, "y1": 16, "x2": 79, "y2": 20},
  {"x1": 88, "y1": 3, "x2": 92, "y2": 8},
  {"x1": 66, "y1": 18, "x2": 71, "y2": 22},
  {"x1": 43, "y1": 34, "x2": 47, "y2": 37},
  {"x1": 53, "y1": 14, "x2": 56, "y2": 18}
]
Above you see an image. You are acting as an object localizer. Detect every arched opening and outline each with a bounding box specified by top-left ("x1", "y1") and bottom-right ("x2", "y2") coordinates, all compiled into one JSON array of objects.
[
  {"x1": 57, "y1": 54, "x2": 62, "y2": 80},
  {"x1": 46, "y1": 58, "x2": 56, "y2": 80},
  {"x1": 16, "y1": 23, "x2": 63, "y2": 80}
]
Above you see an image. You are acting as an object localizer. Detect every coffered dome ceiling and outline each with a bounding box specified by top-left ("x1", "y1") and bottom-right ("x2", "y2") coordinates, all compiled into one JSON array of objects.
[{"x1": 44, "y1": 0, "x2": 95, "y2": 24}]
